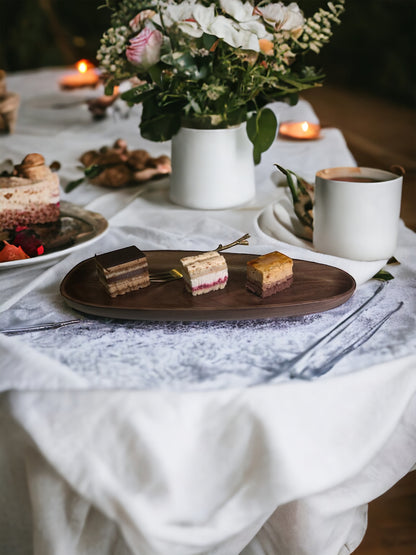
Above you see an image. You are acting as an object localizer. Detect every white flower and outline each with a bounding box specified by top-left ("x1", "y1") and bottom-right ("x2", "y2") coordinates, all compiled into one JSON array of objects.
[
  {"x1": 153, "y1": 1, "x2": 196, "y2": 28},
  {"x1": 129, "y1": 10, "x2": 156, "y2": 32},
  {"x1": 208, "y1": 15, "x2": 260, "y2": 50},
  {"x1": 157, "y1": 2, "x2": 263, "y2": 51},
  {"x1": 258, "y1": 2, "x2": 305, "y2": 31},
  {"x1": 221, "y1": 0, "x2": 272, "y2": 38},
  {"x1": 177, "y1": 4, "x2": 215, "y2": 38},
  {"x1": 219, "y1": 0, "x2": 256, "y2": 22}
]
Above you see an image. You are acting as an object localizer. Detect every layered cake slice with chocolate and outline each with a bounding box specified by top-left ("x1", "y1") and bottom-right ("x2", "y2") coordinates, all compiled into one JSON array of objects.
[
  {"x1": 0, "y1": 154, "x2": 60, "y2": 229},
  {"x1": 180, "y1": 251, "x2": 228, "y2": 296},
  {"x1": 95, "y1": 245, "x2": 150, "y2": 298},
  {"x1": 246, "y1": 251, "x2": 293, "y2": 298}
]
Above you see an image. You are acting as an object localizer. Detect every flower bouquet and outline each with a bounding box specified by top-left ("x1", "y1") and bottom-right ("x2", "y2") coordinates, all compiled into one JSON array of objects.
[{"x1": 97, "y1": 0, "x2": 345, "y2": 163}]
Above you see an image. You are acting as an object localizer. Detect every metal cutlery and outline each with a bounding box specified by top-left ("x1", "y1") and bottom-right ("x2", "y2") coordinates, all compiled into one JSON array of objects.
[
  {"x1": 1, "y1": 319, "x2": 82, "y2": 335},
  {"x1": 2, "y1": 275, "x2": 401, "y2": 381},
  {"x1": 0, "y1": 269, "x2": 184, "y2": 335},
  {"x1": 294, "y1": 301, "x2": 403, "y2": 380},
  {"x1": 259, "y1": 283, "x2": 402, "y2": 381}
]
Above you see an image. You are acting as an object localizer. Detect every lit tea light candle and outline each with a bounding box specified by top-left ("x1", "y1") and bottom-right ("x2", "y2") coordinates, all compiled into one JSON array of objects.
[
  {"x1": 279, "y1": 121, "x2": 321, "y2": 140},
  {"x1": 59, "y1": 59, "x2": 99, "y2": 90}
]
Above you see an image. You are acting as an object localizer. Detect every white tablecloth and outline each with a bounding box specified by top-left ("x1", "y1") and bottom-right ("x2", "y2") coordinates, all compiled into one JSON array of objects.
[{"x1": 1, "y1": 68, "x2": 415, "y2": 555}]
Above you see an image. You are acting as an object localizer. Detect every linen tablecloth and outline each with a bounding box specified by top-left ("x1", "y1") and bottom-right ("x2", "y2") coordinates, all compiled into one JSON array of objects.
[{"x1": 1, "y1": 68, "x2": 415, "y2": 555}]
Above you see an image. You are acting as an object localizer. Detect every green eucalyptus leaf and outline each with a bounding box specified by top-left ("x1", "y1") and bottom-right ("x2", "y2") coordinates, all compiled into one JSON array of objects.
[
  {"x1": 373, "y1": 269, "x2": 395, "y2": 281},
  {"x1": 140, "y1": 100, "x2": 181, "y2": 142},
  {"x1": 173, "y1": 52, "x2": 196, "y2": 71},
  {"x1": 64, "y1": 177, "x2": 85, "y2": 194},
  {"x1": 247, "y1": 108, "x2": 277, "y2": 165},
  {"x1": 274, "y1": 164, "x2": 299, "y2": 202},
  {"x1": 104, "y1": 79, "x2": 117, "y2": 96},
  {"x1": 202, "y1": 33, "x2": 218, "y2": 50},
  {"x1": 288, "y1": 93, "x2": 299, "y2": 106},
  {"x1": 121, "y1": 83, "x2": 155, "y2": 104},
  {"x1": 148, "y1": 64, "x2": 162, "y2": 86},
  {"x1": 160, "y1": 52, "x2": 175, "y2": 66},
  {"x1": 84, "y1": 164, "x2": 105, "y2": 178},
  {"x1": 64, "y1": 164, "x2": 106, "y2": 193}
]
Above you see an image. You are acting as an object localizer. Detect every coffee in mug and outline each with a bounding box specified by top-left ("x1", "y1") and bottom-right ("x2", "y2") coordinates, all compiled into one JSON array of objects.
[{"x1": 313, "y1": 167, "x2": 403, "y2": 261}]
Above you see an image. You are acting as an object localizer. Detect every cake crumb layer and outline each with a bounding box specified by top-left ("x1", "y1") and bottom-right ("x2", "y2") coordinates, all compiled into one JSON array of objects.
[
  {"x1": 246, "y1": 251, "x2": 293, "y2": 297},
  {"x1": 180, "y1": 251, "x2": 228, "y2": 296},
  {"x1": 95, "y1": 245, "x2": 150, "y2": 297}
]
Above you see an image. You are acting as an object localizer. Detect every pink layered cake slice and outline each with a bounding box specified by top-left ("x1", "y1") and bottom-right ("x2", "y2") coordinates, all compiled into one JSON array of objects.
[
  {"x1": 95, "y1": 245, "x2": 150, "y2": 298},
  {"x1": 180, "y1": 251, "x2": 228, "y2": 296},
  {"x1": 246, "y1": 251, "x2": 293, "y2": 298},
  {"x1": 0, "y1": 154, "x2": 60, "y2": 229}
]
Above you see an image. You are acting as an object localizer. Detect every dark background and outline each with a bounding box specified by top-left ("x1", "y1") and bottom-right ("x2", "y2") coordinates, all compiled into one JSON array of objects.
[{"x1": 0, "y1": 0, "x2": 415, "y2": 108}]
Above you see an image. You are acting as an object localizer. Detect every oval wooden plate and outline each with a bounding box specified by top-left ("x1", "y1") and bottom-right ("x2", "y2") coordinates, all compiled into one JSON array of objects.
[{"x1": 60, "y1": 250, "x2": 356, "y2": 321}]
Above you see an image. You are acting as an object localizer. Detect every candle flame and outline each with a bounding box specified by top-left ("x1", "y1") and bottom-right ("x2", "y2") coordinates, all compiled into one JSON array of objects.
[
  {"x1": 301, "y1": 121, "x2": 309, "y2": 132},
  {"x1": 76, "y1": 59, "x2": 93, "y2": 74}
]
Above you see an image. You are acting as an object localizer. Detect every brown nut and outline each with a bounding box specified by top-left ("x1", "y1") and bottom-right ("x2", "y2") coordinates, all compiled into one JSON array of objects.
[
  {"x1": 80, "y1": 150, "x2": 100, "y2": 167},
  {"x1": 15, "y1": 153, "x2": 50, "y2": 180},
  {"x1": 127, "y1": 149, "x2": 151, "y2": 171},
  {"x1": 96, "y1": 151, "x2": 128, "y2": 165},
  {"x1": 132, "y1": 167, "x2": 164, "y2": 182},
  {"x1": 20, "y1": 153, "x2": 45, "y2": 167},
  {"x1": 113, "y1": 138, "x2": 128, "y2": 152},
  {"x1": 89, "y1": 164, "x2": 133, "y2": 187}
]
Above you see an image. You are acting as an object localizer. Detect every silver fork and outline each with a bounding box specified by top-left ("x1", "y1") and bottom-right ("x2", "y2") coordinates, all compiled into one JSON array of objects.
[
  {"x1": 297, "y1": 301, "x2": 403, "y2": 379},
  {"x1": 1, "y1": 319, "x2": 83, "y2": 335},
  {"x1": 1, "y1": 270, "x2": 183, "y2": 335},
  {"x1": 260, "y1": 283, "x2": 403, "y2": 381}
]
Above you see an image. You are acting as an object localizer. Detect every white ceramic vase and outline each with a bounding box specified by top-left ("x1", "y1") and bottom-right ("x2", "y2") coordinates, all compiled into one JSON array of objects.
[{"x1": 169, "y1": 124, "x2": 255, "y2": 210}]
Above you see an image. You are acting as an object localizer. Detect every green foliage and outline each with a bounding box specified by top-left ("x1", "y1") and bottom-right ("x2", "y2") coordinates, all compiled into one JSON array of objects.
[
  {"x1": 98, "y1": 0, "x2": 345, "y2": 162},
  {"x1": 373, "y1": 269, "x2": 395, "y2": 282},
  {"x1": 247, "y1": 109, "x2": 278, "y2": 165}
]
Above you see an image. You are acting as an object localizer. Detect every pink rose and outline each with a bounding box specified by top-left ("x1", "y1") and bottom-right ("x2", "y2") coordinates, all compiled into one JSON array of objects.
[
  {"x1": 126, "y1": 28, "x2": 163, "y2": 70},
  {"x1": 129, "y1": 10, "x2": 156, "y2": 32}
]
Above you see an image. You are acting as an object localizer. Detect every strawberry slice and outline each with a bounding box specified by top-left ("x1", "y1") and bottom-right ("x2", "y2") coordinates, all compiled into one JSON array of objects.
[{"x1": 0, "y1": 241, "x2": 30, "y2": 262}]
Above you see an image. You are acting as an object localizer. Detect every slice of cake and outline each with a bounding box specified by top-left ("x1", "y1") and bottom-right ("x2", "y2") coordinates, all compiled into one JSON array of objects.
[
  {"x1": 0, "y1": 154, "x2": 60, "y2": 229},
  {"x1": 180, "y1": 251, "x2": 228, "y2": 296},
  {"x1": 95, "y1": 245, "x2": 150, "y2": 298},
  {"x1": 246, "y1": 251, "x2": 293, "y2": 298}
]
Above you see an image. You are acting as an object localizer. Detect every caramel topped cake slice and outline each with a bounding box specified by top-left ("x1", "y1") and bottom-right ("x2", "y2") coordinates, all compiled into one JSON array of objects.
[
  {"x1": 180, "y1": 251, "x2": 228, "y2": 296},
  {"x1": 95, "y1": 245, "x2": 150, "y2": 298},
  {"x1": 246, "y1": 251, "x2": 293, "y2": 298},
  {"x1": 0, "y1": 154, "x2": 60, "y2": 230}
]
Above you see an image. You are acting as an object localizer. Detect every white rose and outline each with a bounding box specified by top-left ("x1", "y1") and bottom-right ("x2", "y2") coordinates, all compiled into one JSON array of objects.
[
  {"x1": 129, "y1": 10, "x2": 156, "y2": 32},
  {"x1": 259, "y1": 2, "x2": 305, "y2": 31},
  {"x1": 153, "y1": 1, "x2": 196, "y2": 28},
  {"x1": 208, "y1": 15, "x2": 260, "y2": 51},
  {"x1": 219, "y1": 0, "x2": 257, "y2": 22},
  {"x1": 180, "y1": 4, "x2": 215, "y2": 37},
  {"x1": 219, "y1": 0, "x2": 272, "y2": 42}
]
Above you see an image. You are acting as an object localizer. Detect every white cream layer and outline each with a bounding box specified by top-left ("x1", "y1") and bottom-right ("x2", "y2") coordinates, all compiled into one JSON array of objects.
[
  {"x1": 184, "y1": 269, "x2": 228, "y2": 290},
  {"x1": 0, "y1": 174, "x2": 60, "y2": 209}
]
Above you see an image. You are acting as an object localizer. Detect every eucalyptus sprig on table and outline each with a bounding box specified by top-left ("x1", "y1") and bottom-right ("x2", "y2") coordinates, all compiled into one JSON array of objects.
[
  {"x1": 275, "y1": 164, "x2": 314, "y2": 239},
  {"x1": 64, "y1": 165, "x2": 106, "y2": 193}
]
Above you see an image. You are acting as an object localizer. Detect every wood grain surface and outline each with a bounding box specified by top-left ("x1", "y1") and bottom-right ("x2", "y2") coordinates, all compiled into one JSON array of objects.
[{"x1": 60, "y1": 250, "x2": 355, "y2": 321}]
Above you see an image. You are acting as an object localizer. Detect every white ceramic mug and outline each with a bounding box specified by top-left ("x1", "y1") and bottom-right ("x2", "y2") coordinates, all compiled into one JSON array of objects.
[{"x1": 313, "y1": 167, "x2": 403, "y2": 261}]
